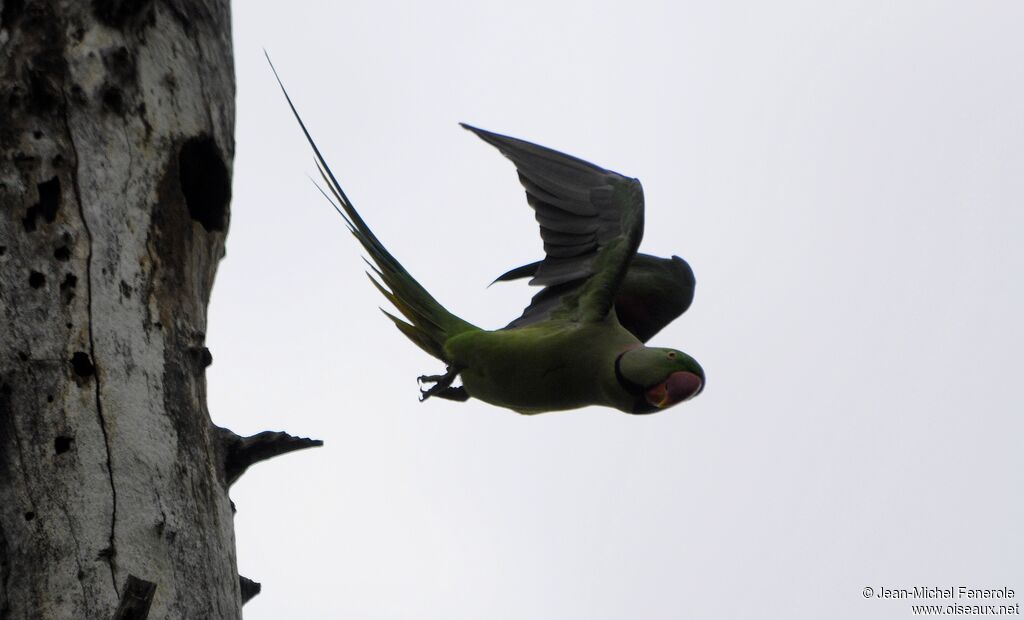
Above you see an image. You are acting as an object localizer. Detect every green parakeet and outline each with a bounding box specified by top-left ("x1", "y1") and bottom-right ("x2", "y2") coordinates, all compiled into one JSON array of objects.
[{"x1": 272, "y1": 69, "x2": 705, "y2": 415}]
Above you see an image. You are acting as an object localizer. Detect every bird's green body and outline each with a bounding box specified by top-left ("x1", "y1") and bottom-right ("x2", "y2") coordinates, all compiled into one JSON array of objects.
[
  {"x1": 271, "y1": 58, "x2": 705, "y2": 415},
  {"x1": 445, "y1": 318, "x2": 641, "y2": 414}
]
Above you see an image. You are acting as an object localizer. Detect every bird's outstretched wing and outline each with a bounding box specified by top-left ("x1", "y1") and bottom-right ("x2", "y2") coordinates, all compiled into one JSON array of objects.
[
  {"x1": 495, "y1": 253, "x2": 696, "y2": 342},
  {"x1": 462, "y1": 124, "x2": 644, "y2": 324}
]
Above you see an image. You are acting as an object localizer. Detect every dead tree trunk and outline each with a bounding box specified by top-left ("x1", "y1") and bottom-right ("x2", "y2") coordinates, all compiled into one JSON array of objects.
[{"x1": 0, "y1": 2, "x2": 318, "y2": 617}]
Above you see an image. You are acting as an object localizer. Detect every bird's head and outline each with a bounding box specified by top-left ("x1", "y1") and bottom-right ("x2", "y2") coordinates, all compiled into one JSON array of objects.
[{"x1": 615, "y1": 346, "x2": 704, "y2": 413}]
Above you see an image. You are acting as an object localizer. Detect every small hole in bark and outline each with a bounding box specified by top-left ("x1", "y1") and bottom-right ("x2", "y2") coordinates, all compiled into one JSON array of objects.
[
  {"x1": 2, "y1": 0, "x2": 25, "y2": 30},
  {"x1": 17, "y1": 351, "x2": 28, "y2": 361},
  {"x1": 102, "y1": 46, "x2": 135, "y2": 84},
  {"x1": 60, "y1": 273, "x2": 77, "y2": 304},
  {"x1": 178, "y1": 136, "x2": 230, "y2": 232},
  {"x1": 33, "y1": 130, "x2": 43, "y2": 139},
  {"x1": 22, "y1": 177, "x2": 61, "y2": 232},
  {"x1": 119, "y1": 279, "x2": 132, "y2": 299},
  {"x1": 38, "y1": 178, "x2": 60, "y2": 220},
  {"x1": 0, "y1": 246, "x2": 6, "y2": 256},
  {"x1": 70, "y1": 352, "x2": 95, "y2": 378},
  {"x1": 93, "y1": 0, "x2": 153, "y2": 27},
  {"x1": 24, "y1": 511, "x2": 35, "y2": 521},
  {"x1": 28, "y1": 66, "x2": 59, "y2": 112},
  {"x1": 47, "y1": 394, "x2": 53, "y2": 403},
  {"x1": 100, "y1": 85, "x2": 125, "y2": 115},
  {"x1": 29, "y1": 270, "x2": 45, "y2": 288},
  {"x1": 54, "y1": 436, "x2": 73, "y2": 454},
  {"x1": 66, "y1": 322, "x2": 73, "y2": 329},
  {"x1": 0, "y1": 384, "x2": 11, "y2": 396},
  {"x1": 69, "y1": 84, "x2": 86, "y2": 105},
  {"x1": 54, "y1": 245, "x2": 70, "y2": 261}
]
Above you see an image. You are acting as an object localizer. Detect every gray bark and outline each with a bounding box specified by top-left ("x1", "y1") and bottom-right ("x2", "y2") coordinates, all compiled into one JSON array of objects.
[{"x1": 0, "y1": 1, "x2": 318, "y2": 617}]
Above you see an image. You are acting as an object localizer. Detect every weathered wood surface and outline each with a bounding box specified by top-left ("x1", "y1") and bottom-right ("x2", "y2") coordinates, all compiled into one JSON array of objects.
[{"x1": 0, "y1": 1, "x2": 251, "y2": 617}]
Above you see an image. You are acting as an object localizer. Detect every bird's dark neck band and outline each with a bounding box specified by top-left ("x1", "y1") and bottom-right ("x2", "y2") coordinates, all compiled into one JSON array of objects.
[{"x1": 614, "y1": 352, "x2": 647, "y2": 396}]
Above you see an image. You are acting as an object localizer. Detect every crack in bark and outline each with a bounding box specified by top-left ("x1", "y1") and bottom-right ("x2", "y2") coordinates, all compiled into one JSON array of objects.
[
  {"x1": 153, "y1": 487, "x2": 166, "y2": 534},
  {"x1": 61, "y1": 95, "x2": 120, "y2": 597},
  {"x1": 121, "y1": 123, "x2": 133, "y2": 207},
  {"x1": 3, "y1": 384, "x2": 39, "y2": 619},
  {"x1": 7, "y1": 377, "x2": 38, "y2": 523},
  {"x1": 0, "y1": 527, "x2": 9, "y2": 620},
  {"x1": 55, "y1": 501, "x2": 90, "y2": 605}
]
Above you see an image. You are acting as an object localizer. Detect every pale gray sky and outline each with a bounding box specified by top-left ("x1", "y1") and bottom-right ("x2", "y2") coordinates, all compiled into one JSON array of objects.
[{"x1": 210, "y1": 2, "x2": 1023, "y2": 618}]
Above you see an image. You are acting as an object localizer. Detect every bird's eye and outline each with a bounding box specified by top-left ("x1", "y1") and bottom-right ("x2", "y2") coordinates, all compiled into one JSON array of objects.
[{"x1": 667, "y1": 351, "x2": 677, "y2": 360}]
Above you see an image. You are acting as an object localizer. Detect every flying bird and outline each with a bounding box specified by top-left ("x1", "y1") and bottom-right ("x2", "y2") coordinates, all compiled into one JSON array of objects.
[{"x1": 270, "y1": 66, "x2": 705, "y2": 415}]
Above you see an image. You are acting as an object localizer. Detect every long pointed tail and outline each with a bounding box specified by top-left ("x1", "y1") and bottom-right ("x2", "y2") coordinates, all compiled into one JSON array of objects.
[{"x1": 267, "y1": 54, "x2": 476, "y2": 361}]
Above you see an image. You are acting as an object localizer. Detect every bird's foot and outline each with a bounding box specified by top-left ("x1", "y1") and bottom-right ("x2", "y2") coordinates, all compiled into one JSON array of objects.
[{"x1": 418, "y1": 366, "x2": 461, "y2": 402}]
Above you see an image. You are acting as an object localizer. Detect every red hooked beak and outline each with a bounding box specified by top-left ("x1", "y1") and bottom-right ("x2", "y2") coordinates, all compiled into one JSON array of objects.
[{"x1": 645, "y1": 371, "x2": 704, "y2": 409}]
